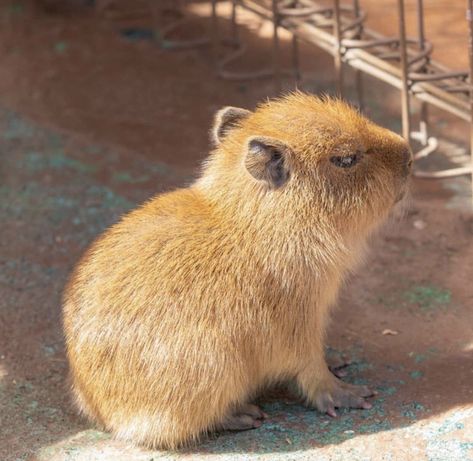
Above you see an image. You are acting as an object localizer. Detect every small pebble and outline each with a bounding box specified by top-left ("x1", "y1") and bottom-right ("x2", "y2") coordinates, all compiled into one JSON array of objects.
[{"x1": 413, "y1": 219, "x2": 426, "y2": 230}]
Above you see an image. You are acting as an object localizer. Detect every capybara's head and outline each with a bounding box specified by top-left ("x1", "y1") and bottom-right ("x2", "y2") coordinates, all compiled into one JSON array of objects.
[{"x1": 202, "y1": 92, "x2": 412, "y2": 239}]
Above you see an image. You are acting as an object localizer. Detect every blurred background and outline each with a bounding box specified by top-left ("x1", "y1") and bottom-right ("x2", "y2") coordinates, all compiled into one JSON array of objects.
[{"x1": 1, "y1": 1, "x2": 472, "y2": 460}]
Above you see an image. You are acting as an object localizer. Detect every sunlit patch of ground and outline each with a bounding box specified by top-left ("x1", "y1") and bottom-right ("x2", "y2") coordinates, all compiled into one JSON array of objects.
[{"x1": 34, "y1": 408, "x2": 473, "y2": 461}]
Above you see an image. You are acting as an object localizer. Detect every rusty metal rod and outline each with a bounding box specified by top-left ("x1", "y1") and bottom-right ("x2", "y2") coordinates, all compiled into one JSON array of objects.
[
  {"x1": 333, "y1": 0, "x2": 344, "y2": 96},
  {"x1": 272, "y1": 0, "x2": 282, "y2": 92},
  {"x1": 398, "y1": 0, "x2": 411, "y2": 141},
  {"x1": 468, "y1": 0, "x2": 473, "y2": 196}
]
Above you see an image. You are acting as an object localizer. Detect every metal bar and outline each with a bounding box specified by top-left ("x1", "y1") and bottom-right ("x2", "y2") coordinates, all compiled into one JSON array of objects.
[
  {"x1": 353, "y1": 0, "x2": 364, "y2": 111},
  {"x1": 410, "y1": 71, "x2": 469, "y2": 82},
  {"x1": 272, "y1": 0, "x2": 281, "y2": 92},
  {"x1": 398, "y1": 0, "x2": 411, "y2": 141},
  {"x1": 280, "y1": 8, "x2": 472, "y2": 116},
  {"x1": 212, "y1": 0, "x2": 473, "y2": 194},
  {"x1": 412, "y1": 135, "x2": 438, "y2": 159},
  {"x1": 333, "y1": 0, "x2": 344, "y2": 96},
  {"x1": 416, "y1": 0, "x2": 428, "y2": 146},
  {"x1": 417, "y1": 0, "x2": 426, "y2": 51},
  {"x1": 468, "y1": 0, "x2": 473, "y2": 200},
  {"x1": 412, "y1": 86, "x2": 470, "y2": 122}
]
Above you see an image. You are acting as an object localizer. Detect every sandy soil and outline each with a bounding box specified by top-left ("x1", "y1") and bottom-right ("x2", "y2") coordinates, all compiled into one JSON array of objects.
[{"x1": 0, "y1": 1, "x2": 472, "y2": 460}]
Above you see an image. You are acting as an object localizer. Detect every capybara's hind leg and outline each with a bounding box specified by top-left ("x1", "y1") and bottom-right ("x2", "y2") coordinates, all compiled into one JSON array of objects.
[{"x1": 217, "y1": 403, "x2": 267, "y2": 431}]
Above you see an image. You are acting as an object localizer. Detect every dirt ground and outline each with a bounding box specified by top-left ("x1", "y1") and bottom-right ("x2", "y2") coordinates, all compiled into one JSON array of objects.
[{"x1": 0, "y1": 1, "x2": 472, "y2": 460}]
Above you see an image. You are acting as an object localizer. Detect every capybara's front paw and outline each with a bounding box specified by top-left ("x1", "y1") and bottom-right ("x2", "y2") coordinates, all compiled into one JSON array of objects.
[{"x1": 312, "y1": 377, "x2": 375, "y2": 417}]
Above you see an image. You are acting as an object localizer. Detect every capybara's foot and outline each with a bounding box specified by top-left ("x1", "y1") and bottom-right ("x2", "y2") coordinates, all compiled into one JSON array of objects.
[
  {"x1": 219, "y1": 403, "x2": 267, "y2": 431},
  {"x1": 314, "y1": 377, "x2": 376, "y2": 417}
]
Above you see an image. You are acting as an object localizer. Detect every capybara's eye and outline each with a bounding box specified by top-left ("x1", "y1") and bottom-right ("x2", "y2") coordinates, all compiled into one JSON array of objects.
[{"x1": 330, "y1": 154, "x2": 359, "y2": 168}]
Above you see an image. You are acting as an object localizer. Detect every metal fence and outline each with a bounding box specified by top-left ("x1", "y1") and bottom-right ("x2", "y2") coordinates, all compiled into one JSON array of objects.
[{"x1": 198, "y1": 0, "x2": 473, "y2": 202}]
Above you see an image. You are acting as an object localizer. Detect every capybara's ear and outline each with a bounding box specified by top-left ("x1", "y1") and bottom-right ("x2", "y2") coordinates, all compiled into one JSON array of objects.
[
  {"x1": 244, "y1": 136, "x2": 291, "y2": 189},
  {"x1": 212, "y1": 106, "x2": 251, "y2": 145}
]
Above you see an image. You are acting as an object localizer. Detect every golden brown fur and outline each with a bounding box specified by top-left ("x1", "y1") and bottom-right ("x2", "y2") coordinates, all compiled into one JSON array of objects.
[{"x1": 63, "y1": 92, "x2": 411, "y2": 449}]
